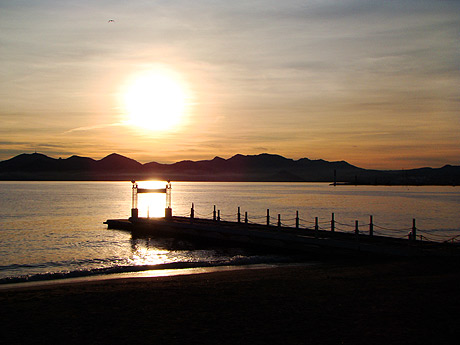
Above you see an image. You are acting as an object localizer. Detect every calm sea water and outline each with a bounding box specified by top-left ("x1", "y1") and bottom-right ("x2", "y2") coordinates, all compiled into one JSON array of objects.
[{"x1": 0, "y1": 181, "x2": 459, "y2": 284}]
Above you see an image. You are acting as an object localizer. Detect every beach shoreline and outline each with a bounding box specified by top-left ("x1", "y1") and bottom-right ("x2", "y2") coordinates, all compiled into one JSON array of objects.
[
  {"x1": 1, "y1": 258, "x2": 460, "y2": 344},
  {"x1": 0, "y1": 262, "x2": 313, "y2": 291}
]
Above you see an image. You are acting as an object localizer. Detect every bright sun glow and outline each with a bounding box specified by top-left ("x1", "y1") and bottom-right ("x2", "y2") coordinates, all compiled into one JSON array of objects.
[
  {"x1": 122, "y1": 68, "x2": 187, "y2": 132},
  {"x1": 136, "y1": 181, "x2": 169, "y2": 218}
]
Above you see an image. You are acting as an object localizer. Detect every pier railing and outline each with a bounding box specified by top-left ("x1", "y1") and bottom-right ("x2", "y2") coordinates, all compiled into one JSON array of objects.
[{"x1": 172, "y1": 204, "x2": 460, "y2": 244}]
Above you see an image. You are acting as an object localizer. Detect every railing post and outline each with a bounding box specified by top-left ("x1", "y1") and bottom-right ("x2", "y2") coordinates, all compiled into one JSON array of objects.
[
  {"x1": 331, "y1": 213, "x2": 335, "y2": 232},
  {"x1": 277, "y1": 214, "x2": 281, "y2": 227},
  {"x1": 315, "y1": 217, "x2": 319, "y2": 238},
  {"x1": 412, "y1": 218, "x2": 417, "y2": 241},
  {"x1": 245, "y1": 211, "x2": 248, "y2": 224},
  {"x1": 369, "y1": 215, "x2": 373, "y2": 236},
  {"x1": 213, "y1": 205, "x2": 216, "y2": 221},
  {"x1": 355, "y1": 220, "x2": 359, "y2": 239},
  {"x1": 295, "y1": 211, "x2": 299, "y2": 229},
  {"x1": 131, "y1": 207, "x2": 138, "y2": 219},
  {"x1": 217, "y1": 209, "x2": 220, "y2": 222},
  {"x1": 237, "y1": 206, "x2": 241, "y2": 223},
  {"x1": 267, "y1": 209, "x2": 270, "y2": 227},
  {"x1": 190, "y1": 203, "x2": 194, "y2": 219}
]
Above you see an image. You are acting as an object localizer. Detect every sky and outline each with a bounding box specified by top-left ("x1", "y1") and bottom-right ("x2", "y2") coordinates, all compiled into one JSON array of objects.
[{"x1": 1, "y1": 0, "x2": 459, "y2": 169}]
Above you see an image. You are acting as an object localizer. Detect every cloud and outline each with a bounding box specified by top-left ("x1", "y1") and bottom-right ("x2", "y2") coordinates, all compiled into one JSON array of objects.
[{"x1": 64, "y1": 122, "x2": 125, "y2": 134}]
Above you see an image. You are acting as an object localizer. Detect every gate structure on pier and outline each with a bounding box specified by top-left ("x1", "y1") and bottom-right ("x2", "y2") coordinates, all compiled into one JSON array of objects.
[{"x1": 130, "y1": 180, "x2": 172, "y2": 219}]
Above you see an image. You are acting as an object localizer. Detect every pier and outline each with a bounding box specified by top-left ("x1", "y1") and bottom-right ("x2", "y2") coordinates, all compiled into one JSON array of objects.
[
  {"x1": 105, "y1": 181, "x2": 460, "y2": 257},
  {"x1": 106, "y1": 215, "x2": 460, "y2": 257}
]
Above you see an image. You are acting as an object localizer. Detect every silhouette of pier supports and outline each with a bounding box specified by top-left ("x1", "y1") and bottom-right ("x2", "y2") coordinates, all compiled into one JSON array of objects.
[
  {"x1": 369, "y1": 215, "x2": 373, "y2": 236},
  {"x1": 107, "y1": 193, "x2": 458, "y2": 257},
  {"x1": 184, "y1": 204, "x2": 424, "y2": 244},
  {"x1": 409, "y1": 218, "x2": 417, "y2": 241}
]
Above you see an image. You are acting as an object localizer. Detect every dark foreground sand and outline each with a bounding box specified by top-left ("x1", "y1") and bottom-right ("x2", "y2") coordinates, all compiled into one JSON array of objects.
[{"x1": 1, "y1": 258, "x2": 460, "y2": 345}]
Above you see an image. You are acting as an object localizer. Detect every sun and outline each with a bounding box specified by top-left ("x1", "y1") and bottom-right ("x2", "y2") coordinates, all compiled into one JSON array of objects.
[{"x1": 122, "y1": 68, "x2": 187, "y2": 132}]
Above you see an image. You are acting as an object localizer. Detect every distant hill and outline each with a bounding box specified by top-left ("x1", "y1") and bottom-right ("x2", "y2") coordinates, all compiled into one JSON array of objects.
[{"x1": 0, "y1": 152, "x2": 459, "y2": 185}]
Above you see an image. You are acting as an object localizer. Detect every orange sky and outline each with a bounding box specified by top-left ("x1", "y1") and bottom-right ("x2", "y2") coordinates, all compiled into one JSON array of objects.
[{"x1": 1, "y1": 1, "x2": 459, "y2": 169}]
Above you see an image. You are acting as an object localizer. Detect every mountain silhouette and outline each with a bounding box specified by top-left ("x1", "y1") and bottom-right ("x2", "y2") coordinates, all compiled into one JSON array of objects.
[
  {"x1": 97, "y1": 153, "x2": 143, "y2": 172},
  {"x1": 0, "y1": 152, "x2": 459, "y2": 185}
]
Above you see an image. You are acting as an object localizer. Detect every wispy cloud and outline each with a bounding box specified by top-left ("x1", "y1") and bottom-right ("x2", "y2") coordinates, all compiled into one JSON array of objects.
[{"x1": 64, "y1": 122, "x2": 125, "y2": 134}]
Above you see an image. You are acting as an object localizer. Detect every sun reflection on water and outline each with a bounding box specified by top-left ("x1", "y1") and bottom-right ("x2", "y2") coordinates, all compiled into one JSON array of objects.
[{"x1": 130, "y1": 238, "x2": 171, "y2": 266}]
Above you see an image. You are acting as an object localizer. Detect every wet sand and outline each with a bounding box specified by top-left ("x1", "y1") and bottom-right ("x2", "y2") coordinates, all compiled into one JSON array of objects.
[{"x1": 1, "y1": 258, "x2": 460, "y2": 345}]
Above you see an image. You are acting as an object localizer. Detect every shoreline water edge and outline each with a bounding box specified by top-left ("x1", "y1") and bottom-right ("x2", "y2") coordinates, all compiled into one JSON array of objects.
[{"x1": 0, "y1": 262, "x2": 313, "y2": 290}]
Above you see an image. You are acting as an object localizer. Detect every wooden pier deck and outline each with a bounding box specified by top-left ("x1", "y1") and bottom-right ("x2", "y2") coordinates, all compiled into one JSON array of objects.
[{"x1": 105, "y1": 216, "x2": 460, "y2": 257}]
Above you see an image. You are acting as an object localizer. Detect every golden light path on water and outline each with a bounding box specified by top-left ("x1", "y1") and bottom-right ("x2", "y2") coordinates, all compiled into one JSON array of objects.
[{"x1": 114, "y1": 181, "x2": 172, "y2": 267}]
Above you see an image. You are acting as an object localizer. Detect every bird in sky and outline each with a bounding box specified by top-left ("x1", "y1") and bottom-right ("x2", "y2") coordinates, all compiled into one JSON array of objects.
[{"x1": 108, "y1": 19, "x2": 115, "y2": 23}]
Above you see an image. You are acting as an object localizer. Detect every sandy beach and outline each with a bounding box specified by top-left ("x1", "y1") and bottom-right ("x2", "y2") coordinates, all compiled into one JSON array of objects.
[{"x1": 1, "y1": 258, "x2": 460, "y2": 345}]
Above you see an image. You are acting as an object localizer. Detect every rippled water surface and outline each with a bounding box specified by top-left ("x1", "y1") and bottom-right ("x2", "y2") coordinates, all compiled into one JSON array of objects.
[{"x1": 1, "y1": 181, "x2": 459, "y2": 283}]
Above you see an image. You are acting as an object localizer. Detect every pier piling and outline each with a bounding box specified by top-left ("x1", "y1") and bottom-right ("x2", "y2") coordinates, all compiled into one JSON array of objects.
[
  {"x1": 315, "y1": 217, "x2": 319, "y2": 238},
  {"x1": 369, "y1": 215, "x2": 373, "y2": 236}
]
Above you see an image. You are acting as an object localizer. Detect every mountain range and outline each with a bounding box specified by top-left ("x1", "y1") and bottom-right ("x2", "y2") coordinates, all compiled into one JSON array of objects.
[{"x1": 0, "y1": 152, "x2": 459, "y2": 185}]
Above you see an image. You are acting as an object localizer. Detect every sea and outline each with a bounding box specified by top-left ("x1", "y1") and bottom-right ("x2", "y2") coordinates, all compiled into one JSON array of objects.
[{"x1": 1, "y1": 181, "x2": 459, "y2": 286}]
